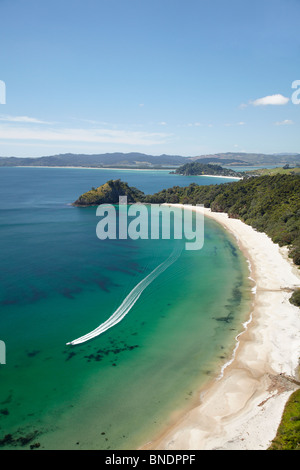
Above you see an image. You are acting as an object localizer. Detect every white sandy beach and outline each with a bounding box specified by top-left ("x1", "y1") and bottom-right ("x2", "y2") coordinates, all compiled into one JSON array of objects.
[
  {"x1": 143, "y1": 204, "x2": 300, "y2": 451},
  {"x1": 194, "y1": 174, "x2": 241, "y2": 180}
]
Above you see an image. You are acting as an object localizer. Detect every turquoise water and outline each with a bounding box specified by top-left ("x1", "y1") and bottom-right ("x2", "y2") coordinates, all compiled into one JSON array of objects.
[{"x1": 0, "y1": 168, "x2": 251, "y2": 449}]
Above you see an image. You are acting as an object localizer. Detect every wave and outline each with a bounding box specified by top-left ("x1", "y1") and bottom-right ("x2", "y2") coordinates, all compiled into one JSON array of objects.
[{"x1": 66, "y1": 247, "x2": 182, "y2": 346}]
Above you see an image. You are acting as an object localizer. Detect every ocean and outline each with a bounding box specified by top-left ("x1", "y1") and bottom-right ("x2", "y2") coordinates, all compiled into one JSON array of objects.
[{"x1": 0, "y1": 167, "x2": 251, "y2": 449}]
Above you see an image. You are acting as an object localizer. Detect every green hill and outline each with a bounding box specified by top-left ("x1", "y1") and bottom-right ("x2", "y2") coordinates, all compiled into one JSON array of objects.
[
  {"x1": 73, "y1": 179, "x2": 144, "y2": 206},
  {"x1": 172, "y1": 161, "x2": 243, "y2": 177},
  {"x1": 244, "y1": 166, "x2": 300, "y2": 177}
]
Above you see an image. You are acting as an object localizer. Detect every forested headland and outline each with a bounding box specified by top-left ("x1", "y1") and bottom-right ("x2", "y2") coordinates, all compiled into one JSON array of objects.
[{"x1": 75, "y1": 174, "x2": 300, "y2": 266}]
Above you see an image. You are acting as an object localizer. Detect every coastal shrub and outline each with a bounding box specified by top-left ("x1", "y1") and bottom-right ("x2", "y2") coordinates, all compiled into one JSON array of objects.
[
  {"x1": 289, "y1": 241, "x2": 300, "y2": 265},
  {"x1": 289, "y1": 289, "x2": 300, "y2": 307},
  {"x1": 268, "y1": 389, "x2": 300, "y2": 450}
]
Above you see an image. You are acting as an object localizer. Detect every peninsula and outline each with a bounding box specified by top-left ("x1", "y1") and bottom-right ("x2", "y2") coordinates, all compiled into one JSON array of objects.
[
  {"x1": 73, "y1": 179, "x2": 144, "y2": 206},
  {"x1": 170, "y1": 162, "x2": 243, "y2": 178}
]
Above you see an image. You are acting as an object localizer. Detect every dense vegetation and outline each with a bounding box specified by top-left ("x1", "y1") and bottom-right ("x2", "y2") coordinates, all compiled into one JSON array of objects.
[
  {"x1": 171, "y1": 161, "x2": 243, "y2": 177},
  {"x1": 73, "y1": 179, "x2": 144, "y2": 206},
  {"x1": 268, "y1": 389, "x2": 300, "y2": 450},
  {"x1": 144, "y1": 174, "x2": 300, "y2": 265},
  {"x1": 75, "y1": 174, "x2": 300, "y2": 266},
  {"x1": 290, "y1": 289, "x2": 300, "y2": 307}
]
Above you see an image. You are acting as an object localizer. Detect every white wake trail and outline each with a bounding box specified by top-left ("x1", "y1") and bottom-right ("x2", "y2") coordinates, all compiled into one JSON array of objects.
[{"x1": 66, "y1": 248, "x2": 182, "y2": 346}]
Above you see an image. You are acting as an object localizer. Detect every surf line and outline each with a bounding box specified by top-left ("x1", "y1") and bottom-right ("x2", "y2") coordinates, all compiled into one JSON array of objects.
[{"x1": 66, "y1": 248, "x2": 182, "y2": 346}]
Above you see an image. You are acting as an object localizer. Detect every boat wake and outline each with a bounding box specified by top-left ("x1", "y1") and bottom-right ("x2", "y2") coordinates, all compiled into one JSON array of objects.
[{"x1": 66, "y1": 247, "x2": 182, "y2": 346}]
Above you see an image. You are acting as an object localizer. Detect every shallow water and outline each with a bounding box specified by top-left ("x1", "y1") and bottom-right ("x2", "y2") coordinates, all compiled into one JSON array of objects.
[{"x1": 0, "y1": 167, "x2": 251, "y2": 449}]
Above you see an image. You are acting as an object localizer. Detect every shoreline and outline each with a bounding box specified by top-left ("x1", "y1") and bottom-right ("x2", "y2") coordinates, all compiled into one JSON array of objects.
[
  {"x1": 9, "y1": 166, "x2": 241, "y2": 179},
  {"x1": 12, "y1": 166, "x2": 170, "y2": 171},
  {"x1": 142, "y1": 204, "x2": 300, "y2": 450},
  {"x1": 172, "y1": 174, "x2": 242, "y2": 180}
]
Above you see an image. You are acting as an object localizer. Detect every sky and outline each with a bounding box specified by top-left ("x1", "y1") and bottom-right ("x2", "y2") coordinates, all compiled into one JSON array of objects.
[{"x1": 0, "y1": 0, "x2": 300, "y2": 157}]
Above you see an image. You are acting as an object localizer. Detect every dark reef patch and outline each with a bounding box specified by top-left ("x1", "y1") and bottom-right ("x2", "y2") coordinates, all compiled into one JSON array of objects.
[
  {"x1": 84, "y1": 344, "x2": 140, "y2": 363},
  {"x1": 0, "y1": 429, "x2": 40, "y2": 448}
]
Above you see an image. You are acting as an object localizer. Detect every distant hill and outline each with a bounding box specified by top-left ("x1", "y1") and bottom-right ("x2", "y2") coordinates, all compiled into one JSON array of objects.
[
  {"x1": 193, "y1": 153, "x2": 300, "y2": 166},
  {"x1": 0, "y1": 153, "x2": 187, "y2": 168},
  {"x1": 192, "y1": 157, "x2": 247, "y2": 165},
  {"x1": 0, "y1": 152, "x2": 300, "y2": 168}
]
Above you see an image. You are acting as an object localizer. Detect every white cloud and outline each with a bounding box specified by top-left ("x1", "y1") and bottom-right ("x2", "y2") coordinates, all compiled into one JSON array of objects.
[
  {"x1": 0, "y1": 114, "x2": 50, "y2": 124},
  {"x1": 74, "y1": 118, "x2": 109, "y2": 126},
  {"x1": 0, "y1": 125, "x2": 171, "y2": 146},
  {"x1": 274, "y1": 119, "x2": 294, "y2": 126},
  {"x1": 178, "y1": 122, "x2": 204, "y2": 128},
  {"x1": 224, "y1": 121, "x2": 245, "y2": 127},
  {"x1": 251, "y1": 94, "x2": 289, "y2": 106}
]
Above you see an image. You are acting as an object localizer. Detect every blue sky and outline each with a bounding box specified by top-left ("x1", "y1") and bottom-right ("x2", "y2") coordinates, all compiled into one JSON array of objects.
[{"x1": 0, "y1": 0, "x2": 299, "y2": 157}]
